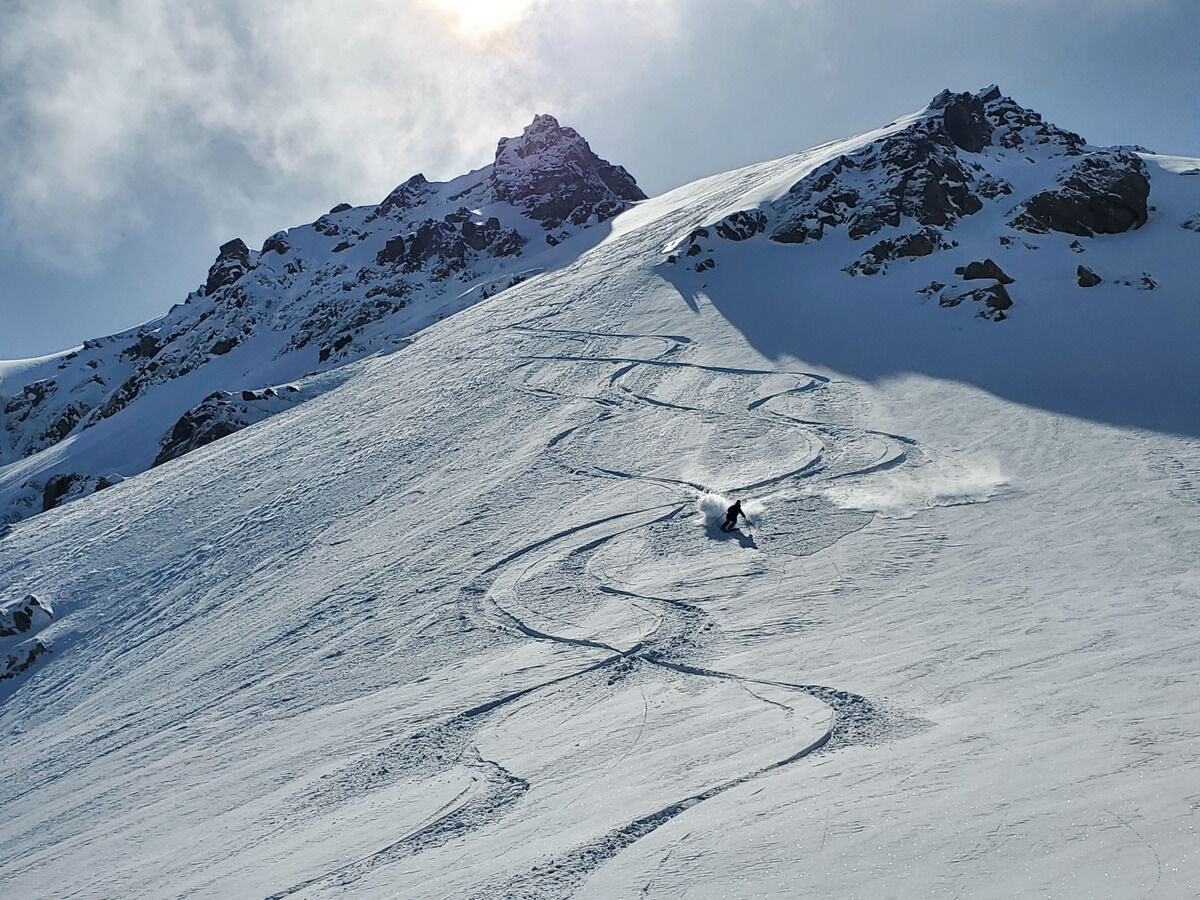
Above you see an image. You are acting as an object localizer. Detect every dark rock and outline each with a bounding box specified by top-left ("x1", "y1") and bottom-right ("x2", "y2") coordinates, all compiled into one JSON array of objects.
[
  {"x1": 714, "y1": 211, "x2": 767, "y2": 241},
  {"x1": 332, "y1": 241, "x2": 353, "y2": 253},
  {"x1": 490, "y1": 114, "x2": 646, "y2": 229},
  {"x1": 1010, "y1": 151, "x2": 1150, "y2": 236},
  {"x1": 209, "y1": 338, "x2": 238, "y2": 355},
  {"x1": 959, "y1": 259, "x2": 1014, "y2": 283},
  {"x1": 38, "y1": 401, "x2": 89, "y2": 446},
  {"x1": 204, "y1": 239, "x2": 252, "y2": 296},
  {"x1": 375, "y1": 234, "x2": 407, "y2": 266},
  {"x1": 0, "y1": 595, "x2": 52, "y2": 638},
  {"x1": 844, "y1": 227, "x2": 947, "y2": 275},
  {"x1": 938, "y1": 282, "x2": 1013, "y2": 320},
  {"x1": 977, "y1": 175, "x2": 1013, "y2": 198},
  {"x1": 42, "y1": 473, "x2": 80, "y2": 511},
  {"x1": 982, "y1": 283, "x2": 1012, "y2": 312},
  {"x1": 892, "y1": 229, "x2": 940, "y2": 258},
  {"x1": 154, "y1": 394, "x2": 243, "y2": 467},
  {"x1": 313, "y1": 216, "x2": 340, "y2": 237},
  {"x1": 773, "y1": 126, "x2": 982, "y2": 245},
  {"x1": 329, "y1": 202, "x2": 353, "y2": 214},
  {"x1": 936, "y1": 92, "x2": 994, "y2": 152},
  {"x1": 372, "y1": 174, "x2": 430, "y2": 220},
  {"x1": 261, "y1": 231, "x2": 290, "y2": 255},
  {"x1": 4, "y1": 380, "x2": 56, "y2": 417},
  {"x1": 490, "y1": 229, "x2": 527, "y2": 258},
  {"x1": 1, "y1": 637, "x2": 49, "y2": 681},
  {"x1": 1077, "y1": 265, "x2": 1102, "y2": 287},
  {"x1": 123, "y1": 333, "x2": 163, "y2": 360}
]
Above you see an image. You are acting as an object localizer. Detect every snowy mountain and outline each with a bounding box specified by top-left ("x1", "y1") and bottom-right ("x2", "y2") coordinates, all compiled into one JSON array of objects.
[
  {"x1": 1, "y1": 88, "x2": 1199, "y2": 898},
  {"x1": 673, "y1": 86, "x2": 1152, "y2": 314},
  {"x1": 0, "y1": 114, "x2": 644, "y2": 523}
]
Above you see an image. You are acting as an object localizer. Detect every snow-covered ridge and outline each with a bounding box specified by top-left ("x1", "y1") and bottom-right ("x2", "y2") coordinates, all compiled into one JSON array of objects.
[
  {"x1": 0, "y1": 115, "x2": 645, "y2": 525},
  {"x1": 672, "y1": 85, "x2": 1165, "y2": 319}
]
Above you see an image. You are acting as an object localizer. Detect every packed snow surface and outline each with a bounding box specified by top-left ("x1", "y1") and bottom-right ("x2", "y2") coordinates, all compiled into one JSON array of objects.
[{"x1": 1, "y1": 106, "x2": 1199, "y2": 897}]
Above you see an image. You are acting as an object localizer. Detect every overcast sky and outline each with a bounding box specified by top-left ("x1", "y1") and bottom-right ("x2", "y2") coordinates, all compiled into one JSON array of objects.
[{"x1": 1, "y1": 0, "x2": 1196, "y2": 358}]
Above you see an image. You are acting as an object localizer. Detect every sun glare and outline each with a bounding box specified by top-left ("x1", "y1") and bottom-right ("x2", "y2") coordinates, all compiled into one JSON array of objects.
[{"x1": 432, "y1": 0, "x2": 534, "y2": 34}]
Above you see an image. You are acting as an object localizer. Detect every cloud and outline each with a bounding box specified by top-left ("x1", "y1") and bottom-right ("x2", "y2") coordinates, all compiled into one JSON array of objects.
[
  {"x1": 0, "y1": 0, "x2": 725, "y2": 270},
  {"x1": 0, "y1": 0, "x2": 573, "y2": 266}
]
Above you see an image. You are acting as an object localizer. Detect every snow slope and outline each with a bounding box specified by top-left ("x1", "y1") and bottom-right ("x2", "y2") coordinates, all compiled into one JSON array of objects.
[{"x1": 0, "y1": 90, "x2": 1198, "y2": 898}]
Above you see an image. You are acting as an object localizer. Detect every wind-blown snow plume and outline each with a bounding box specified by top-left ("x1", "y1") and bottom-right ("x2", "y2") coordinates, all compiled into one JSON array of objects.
[{"x1": 819, "y1": 455, "x2": 1009, "y2": 519}]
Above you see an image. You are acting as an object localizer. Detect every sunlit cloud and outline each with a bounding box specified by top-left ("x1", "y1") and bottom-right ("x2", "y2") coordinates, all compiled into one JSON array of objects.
[
  {"x1": 428, "y1": 0, "x2": 539, "y2": 36},
  {"x1": 0, "y1": 0, "x2": 574, "y2": 267}
]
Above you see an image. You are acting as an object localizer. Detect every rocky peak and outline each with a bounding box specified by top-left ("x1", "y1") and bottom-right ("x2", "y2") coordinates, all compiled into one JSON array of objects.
[
  {"x1": 203, "y1": 239, "x2": 252, "y2": 297},
  {"x1": 371, "y1": 173, "x2": 432, "y2": 221},
  {"x1": 672, "y1": 84, "x2": 1157, "y2": 325},
  {"x1": 747, "y1": 86, "x2": 1102, "y2": 251},
  {"x1": 930, "y1": 88, "x2": 994, "y2": 153},
  {"x1": 491, "y1": 114, "x2": 646, "y2": 229},
  {"x1": 494, "y1": 113, "x2": 576, "y2": 162}
]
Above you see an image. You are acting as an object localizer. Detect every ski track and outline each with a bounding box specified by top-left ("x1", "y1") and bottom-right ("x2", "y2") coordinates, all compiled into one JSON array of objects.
[
  {"x1": 383, "y1": 323, "x2": 926, "y2": 896},
  {"x1": 2, "y1": 298, "x2": 927, "y2": 898},
  {"x1": 261, "y1": 322, "x2": 924, "y2": 897}
]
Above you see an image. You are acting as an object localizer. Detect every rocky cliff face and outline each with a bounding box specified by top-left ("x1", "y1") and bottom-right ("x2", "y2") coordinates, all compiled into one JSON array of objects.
[{"x1": 0, "y1": 116, "x2": 645, "y2": 524}]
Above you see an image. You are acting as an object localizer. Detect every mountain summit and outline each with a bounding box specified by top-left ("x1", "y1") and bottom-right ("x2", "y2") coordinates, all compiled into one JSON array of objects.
[
  {"x1": 674, "y1": 85, "x2": 1153, "y2": 317},
  {"x1": 491, "y1": 113, "x2": 646, "y2": 228}
]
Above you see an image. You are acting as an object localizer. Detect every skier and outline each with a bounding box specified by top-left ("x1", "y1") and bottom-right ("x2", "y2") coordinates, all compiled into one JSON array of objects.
[{"x1": 721, "y1": 499, "x2": 746, "y2": 532}]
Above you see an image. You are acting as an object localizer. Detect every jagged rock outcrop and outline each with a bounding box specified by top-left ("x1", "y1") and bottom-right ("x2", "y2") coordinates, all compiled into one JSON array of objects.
[
  {"x1": 371, "y1": 174, "x2": 432, "y2": 221},
  {"x1": 1077, "y1": 265, "x2": 1102, "y2": 287},
  {"x1": 374, "y1": 213, "x2": 526, "y2": 279},
  {"x1": 766, "y1": 86, "x2": 1090, "y2": 249},
  {"x1": 957, "y1": 259, "x2": 1014, "y2": 284},
  {"x1": 41, "y1": 472, "x2": 120, "y2": 512},
  {"x1": 1010, "y1": 152, "x2": 1150, "y2": 236},
  {"x1": 714, "y1": 211, "x2": 767, "y2": 241},
  {"x1": 204, "y1": 239, "x2": 253, "y2": 296},
  {"x1": 1, "y1": 594, "x2": 54, "y2": 682},
  {"x1": 491, "y1": 114, "x2": 646, "y2": 229},
  {"x1": 937, "y1": 282, "x2": 1013, "y2": 321},
  {"x1": 261, "y1": 231, "x2": 290, "y2": 255},
  {"x1": 845, "y1": 227, "x2": 953, "y2": 276},
  {"x1": 0, "y1": 595, "x2": 52, "y2": 637},
  {"x1": 154, "y1": 387, "x2": 302, "y2": 468},
  {"x1": 667, "y1": 84, "x2": 1165, "y2": 327},
  {"x1": 930, "y1": 89, "x2": 994, "y2": 153}
]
